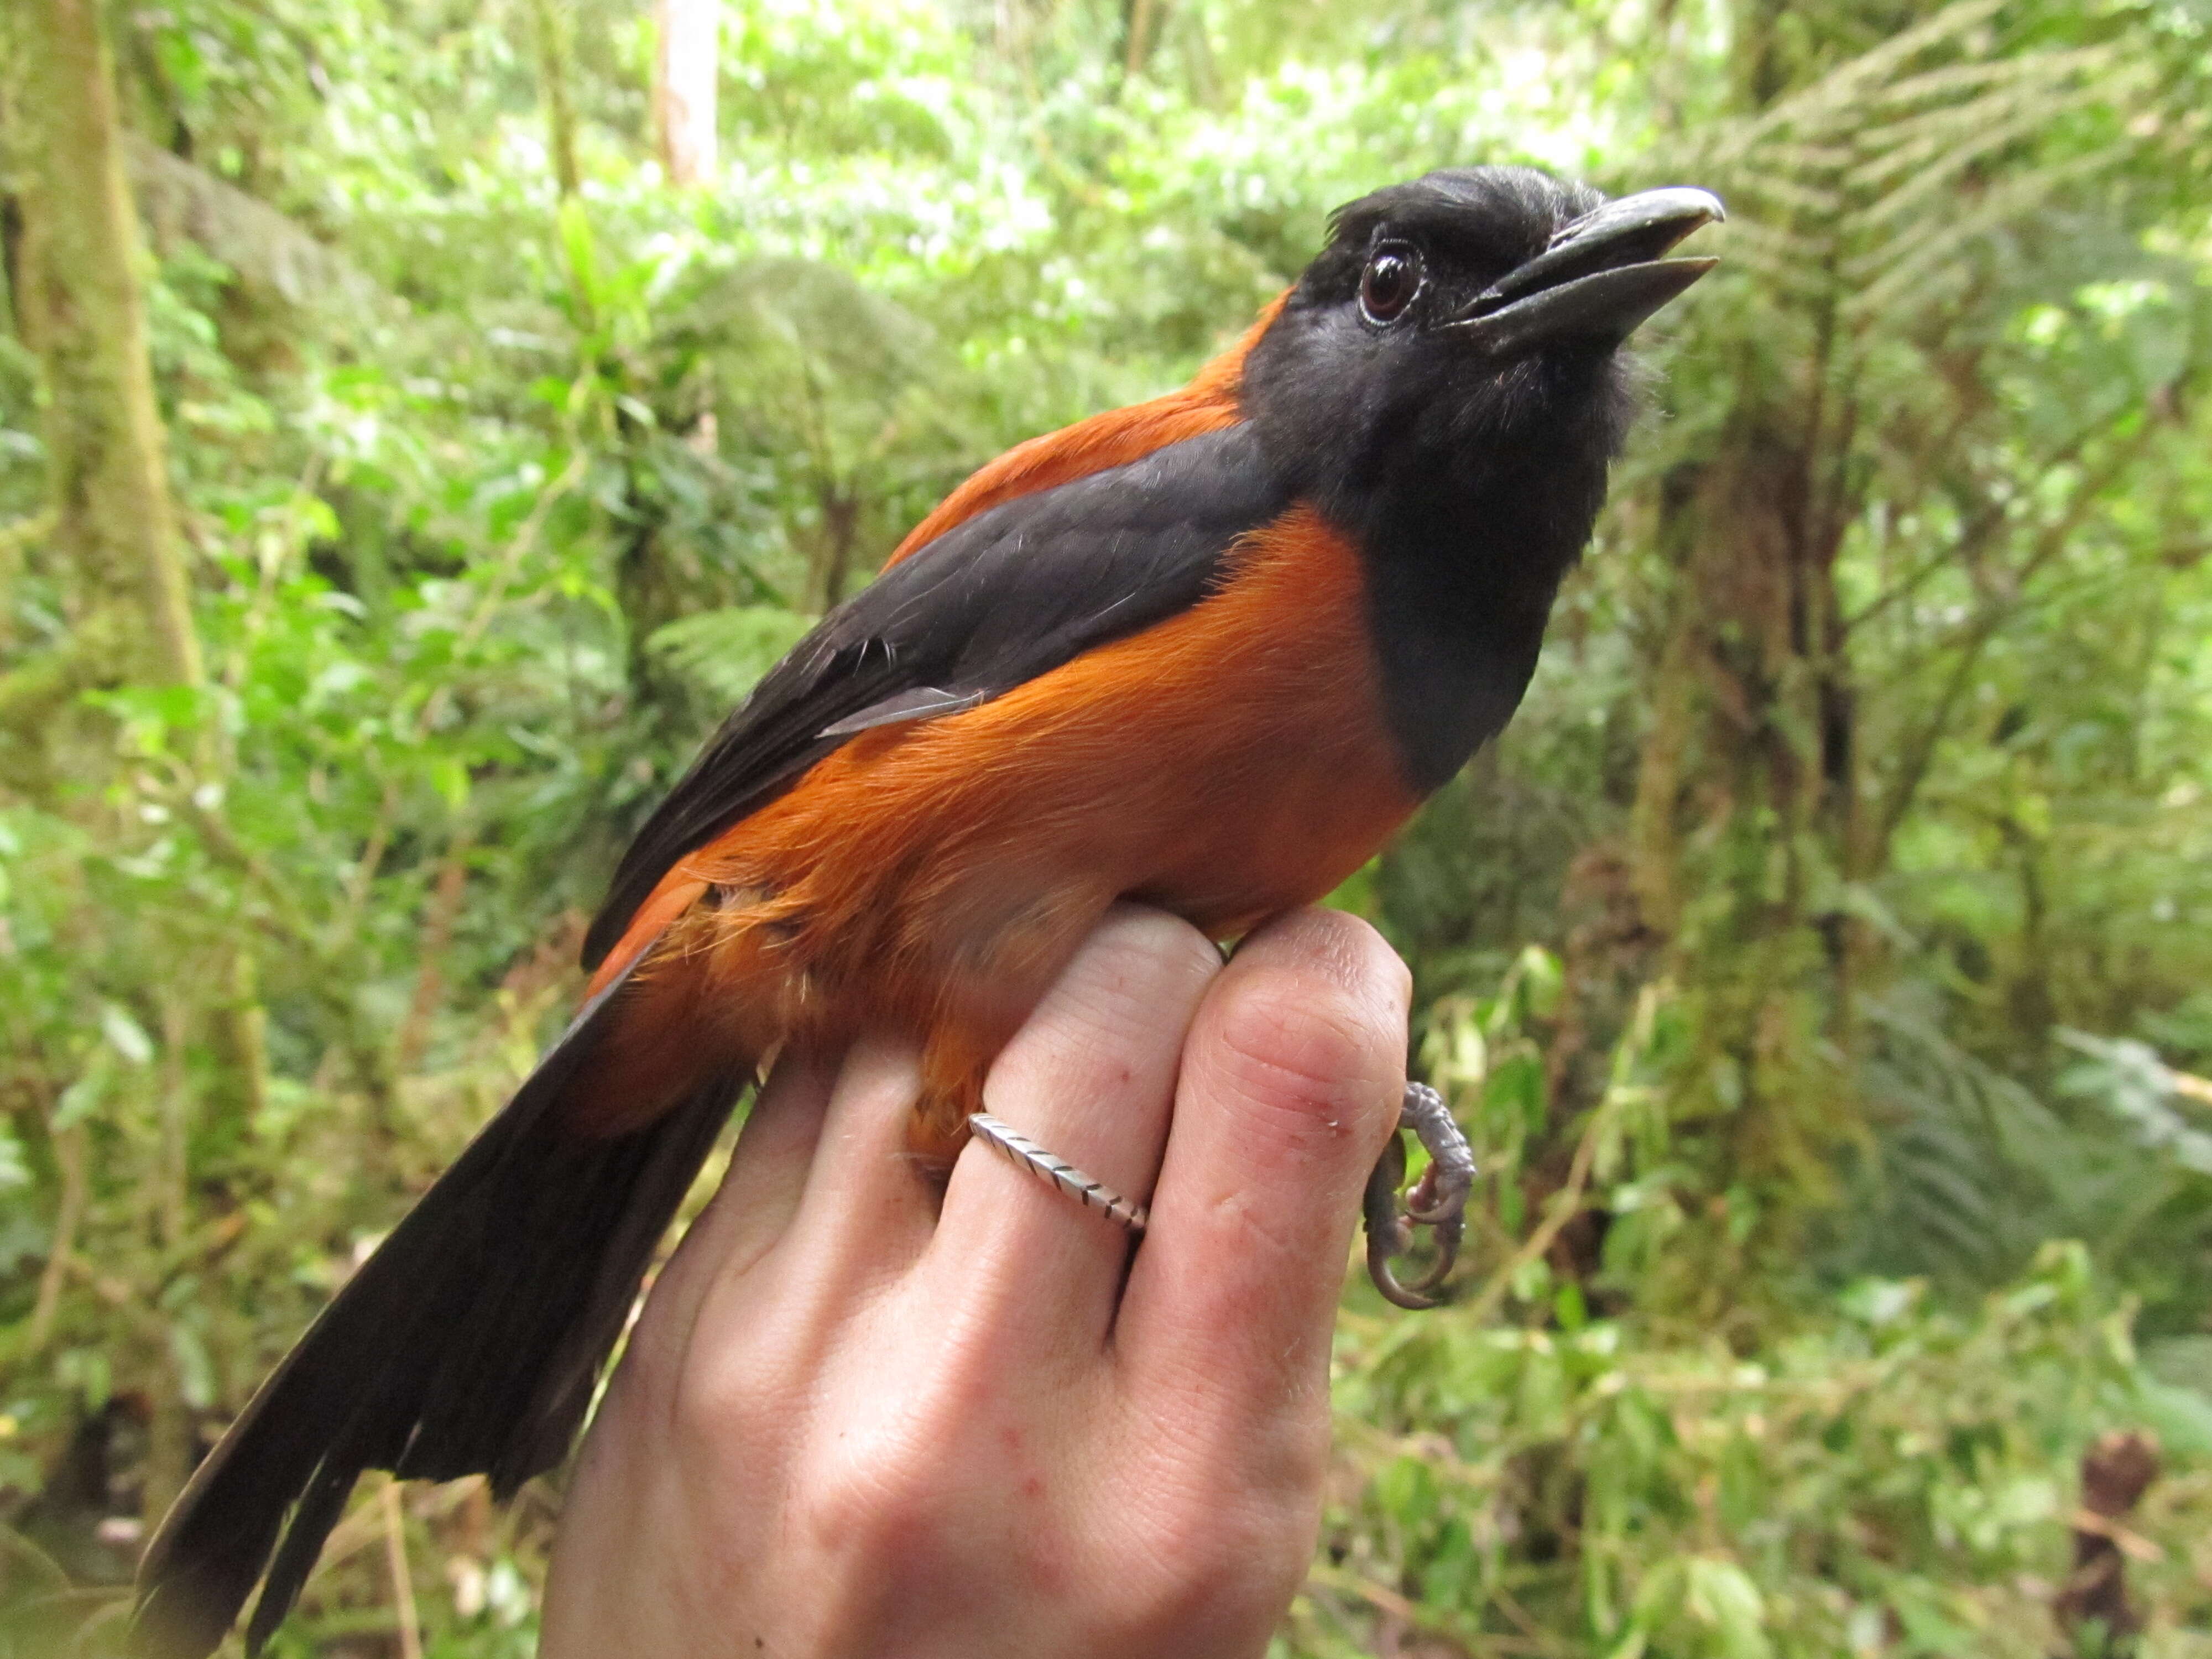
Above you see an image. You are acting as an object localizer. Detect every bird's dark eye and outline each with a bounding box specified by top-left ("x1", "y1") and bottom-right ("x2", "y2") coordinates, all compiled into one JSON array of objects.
[{"x1": 1360, "y1": 244, "x2": 1422, "y2": 324}]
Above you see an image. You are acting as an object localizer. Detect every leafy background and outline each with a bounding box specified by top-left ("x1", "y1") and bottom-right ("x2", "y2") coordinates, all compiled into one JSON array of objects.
[{"x1": 3, "y1": 0, "x2": 2212, "y2": 1653}]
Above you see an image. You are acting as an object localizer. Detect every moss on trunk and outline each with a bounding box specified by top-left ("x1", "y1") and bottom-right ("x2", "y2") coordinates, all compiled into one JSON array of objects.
[
  {"x1": 10, "y1": 0, "x2": 201, "y2": 691},
  {"x1": 7, "y1": 0, "x2": 272, "y2": 1524}
]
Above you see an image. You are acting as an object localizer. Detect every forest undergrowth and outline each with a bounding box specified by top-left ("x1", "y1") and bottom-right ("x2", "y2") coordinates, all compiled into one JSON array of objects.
[{"x1": 4, "y1": 0, "x2": 2212, "y2": 1652}]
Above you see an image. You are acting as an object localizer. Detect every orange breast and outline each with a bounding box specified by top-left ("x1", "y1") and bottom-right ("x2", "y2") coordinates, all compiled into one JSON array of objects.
[{"x1": 606, "y1": 505, "x2": 1414, "y2": 1136}]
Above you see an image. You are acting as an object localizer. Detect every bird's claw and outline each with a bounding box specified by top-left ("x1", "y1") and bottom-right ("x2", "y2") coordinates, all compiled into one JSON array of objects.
[{"x1": 1363, "y1": 1082, "x2": 1474, "y2": 1310}]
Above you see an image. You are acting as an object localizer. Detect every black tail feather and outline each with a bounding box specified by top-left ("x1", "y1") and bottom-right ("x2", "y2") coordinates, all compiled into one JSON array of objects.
[{"x1": 132, "y1": 969, "x2": 748, "y2": 1659}]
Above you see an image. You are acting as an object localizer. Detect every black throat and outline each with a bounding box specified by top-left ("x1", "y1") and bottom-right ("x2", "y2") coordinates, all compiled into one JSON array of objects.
[
  {"x1": 1347, "y1": 442, "x2": 1606, "y2": 793},
  {"x1": 1241, "y1": 343, "x2": 1626, "y2": 796}
]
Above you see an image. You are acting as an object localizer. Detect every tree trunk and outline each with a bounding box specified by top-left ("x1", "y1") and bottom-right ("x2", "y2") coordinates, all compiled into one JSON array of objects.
[
  {"x1": 2054, "y1": 1432, "x2": 2158, "y2": 1657},
  {"x1": 1123, "y1": 0, "x2": 1162, "y2": 81},
  {"x1": 9, "y1": 0, "x2": 271, "y2": 1522},
  {"x1": 9, "y1": 0, "x2": 200, "y2": 691},
  {"x1": 1625, "y1": 395, "x2": 1862, "y2": 1296},
  {"x1": 655, "y1": 0, "x2": 718, "y2": 188},
  {"x1": 807, "y1": 485, "x2": 860, "y2": 614},
  {"x1": 528, "y1": 0, "x2": 583, "y2": 200}
]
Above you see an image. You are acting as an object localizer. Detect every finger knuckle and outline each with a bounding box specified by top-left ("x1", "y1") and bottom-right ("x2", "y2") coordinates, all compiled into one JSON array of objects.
[
  {"x1": 1209, "y1": 973, "x2": 1402, "y2": 1135},
  {"x1": 665, "y1": 1361, "x2": 786, "y2": 1485},
  {"x1": 797, "y1": 1440, "x2": 946, "y2": 1566},
  {"x1": 1254, "y1": 908, "x2": 1412, "y2": 1013},
  {"x1": 1094, "y1": 904, "x2": 1225, "y2": 989},
  {"x1": 792, "y1": 1329, "x2": 1001, "y2": 1554},
  {"x1": 1003, "y1": 911, "x2": 1221, "y2": 1083},
  {"x1": 1101, "y1": 1484, "x2": 1311, "y2": 1646}
]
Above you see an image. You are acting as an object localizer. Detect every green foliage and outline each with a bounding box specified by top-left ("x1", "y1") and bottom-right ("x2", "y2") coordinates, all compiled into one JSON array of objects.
[
  {"x1": 6, "y1": 0, "x2": 2212, "y2": 1651},
  {"x1": 1306, "y1": 1243, "x2": 2212, "y2": 1658}
]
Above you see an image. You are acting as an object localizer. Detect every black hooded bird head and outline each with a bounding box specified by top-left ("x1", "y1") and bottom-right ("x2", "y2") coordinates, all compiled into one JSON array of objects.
[{"x1": 1245, "y1": 165, "x2": 1721, "y2": 536}]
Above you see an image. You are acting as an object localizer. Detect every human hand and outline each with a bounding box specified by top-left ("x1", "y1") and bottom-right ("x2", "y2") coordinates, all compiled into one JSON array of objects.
[{"x1": 540, "y1": 904, "x2": 1411, "y2": 1659}]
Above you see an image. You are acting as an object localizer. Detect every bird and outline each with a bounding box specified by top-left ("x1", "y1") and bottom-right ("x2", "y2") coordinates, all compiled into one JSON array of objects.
[{"x1": 132, "y1": 165, "x2": 1720, "y2": 1658}]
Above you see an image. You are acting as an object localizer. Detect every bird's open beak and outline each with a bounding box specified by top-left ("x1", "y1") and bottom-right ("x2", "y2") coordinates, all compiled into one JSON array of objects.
[{"x1": 1447, "y1": 186, "x2": 1724, "y2": 357}]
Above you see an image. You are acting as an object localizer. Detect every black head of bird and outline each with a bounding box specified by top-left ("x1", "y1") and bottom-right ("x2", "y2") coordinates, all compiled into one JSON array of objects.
[{"x1": 1243, "y1": 165, "x2": 1723, "y2": 528}]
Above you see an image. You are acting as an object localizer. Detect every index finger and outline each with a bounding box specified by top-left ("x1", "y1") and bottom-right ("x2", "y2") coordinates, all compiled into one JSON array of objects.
[{"x1": 1110, "y1": 908, "x2": 1409, "y2": 1436}]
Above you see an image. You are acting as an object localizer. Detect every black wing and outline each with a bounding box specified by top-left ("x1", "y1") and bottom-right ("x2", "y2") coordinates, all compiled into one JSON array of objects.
[{"x1": 582, "y1": 422, "x2": 1288, "y2": 969}]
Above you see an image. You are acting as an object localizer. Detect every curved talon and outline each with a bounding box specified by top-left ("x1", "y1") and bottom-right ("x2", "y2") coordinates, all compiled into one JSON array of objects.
[
  {"x1": 1404, "y1": 1165, "x2": 1451, "y2": 1224},
  {"x1": 1360, "y1": 1082, "x2": 1475, "y2": 1309},
  {"x1": 1364, "y1": 1135, "x2": 1437, "y2": 1309},
  {"x1": 1362, "y1": 1131, "x2": 1408, "y2": 1253},
  {"x1": 1394, "y1": 1214, "x2": 1462, "y2": 1296},
  {"x1": 1368, "y1": 1238, "x2": 1442, "y2": 1310}
]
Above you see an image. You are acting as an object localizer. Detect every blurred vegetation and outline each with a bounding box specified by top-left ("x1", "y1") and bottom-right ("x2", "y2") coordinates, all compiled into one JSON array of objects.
[{"x1": 1, "y1": 0, "x2": 2210, "y2": 1652}]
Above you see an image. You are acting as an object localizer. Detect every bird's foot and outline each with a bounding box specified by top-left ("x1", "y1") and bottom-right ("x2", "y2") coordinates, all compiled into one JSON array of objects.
[{"x1": 1363, "y1": 1082, "x2": 1474, "y2": 1310}]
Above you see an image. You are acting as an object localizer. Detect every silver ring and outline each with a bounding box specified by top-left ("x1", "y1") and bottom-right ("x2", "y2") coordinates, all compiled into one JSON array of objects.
[{"x1": 966, "y1": 1113, "x2": 1148, "y2": 1235}]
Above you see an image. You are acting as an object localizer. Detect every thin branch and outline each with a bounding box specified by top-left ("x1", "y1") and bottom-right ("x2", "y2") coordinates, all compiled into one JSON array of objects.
[
  {"x1": 1843, "y1": 407, "x2": 2116, "y2": 636},
  {"x1": 1460, "y1": 1093, "x2": 1616, "y2": 1329},
  {"x1": 380, "y1": 1479, "x2": 424, "y2": 1659},
  {"x1": 1303, "y1": 1562, "x2": 1555, "y2": 1657},
  {"x1": 25, "y1": 1123, "x2": 87, "y2": 1354},
  {"x1": 1866, "y1": 416, "x2": 2165, "y2": 851},
  {"x1": 0, "y1": 508, "x2": 55, "y2": 555},
  {"x1": 394, "y1": 830, "x2": 476, "y2": 1076},
  {"x1": 1871, "y1": 612, "x2": 1995, "y2": 856},
  {"x1": 333, "y1": 446, "x2": 585, "y2": 935}
]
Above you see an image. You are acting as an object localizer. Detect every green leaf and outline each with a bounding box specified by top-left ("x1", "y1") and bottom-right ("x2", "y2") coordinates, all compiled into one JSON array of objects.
[
  {"x1": 1556, "y1": 1279, "x2": 1588, "y2": 1332},
  {"x1": 2132, "y1": 1377, "x2": 2212, "y2": 1457},
  {"x1": 1515, "y1": 944, "x2": 1564, "y2": 1018},
  {"x1": 1375, "y1": 1453, "x2": 1436, "y2": 1526},
  {"x1": 169, "y1": 1322, "x2": 216, "y2": 1411},
  {"x1": 1682, "y1": 1557, "x2": 1771, "y2": 1659},
  {"x1": 649, "y1": 606, "x2": 817, "y2": 707},
  {"x1": 1840, "y1": 1276, "x2": 1921, "y2": 1327},
  {"x1": 101, "y1": 1004, "x2": 154, "y2": 1066},
  {"x1": 53, "y1": 1055, "x2": 113, "y2": 1132},
  {"x1": 557, "y1": 198, "x2": 604, "y2": 313}
]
